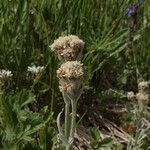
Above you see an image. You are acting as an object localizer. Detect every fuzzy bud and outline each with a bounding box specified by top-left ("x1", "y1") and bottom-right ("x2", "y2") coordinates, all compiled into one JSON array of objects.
[{"x1": 27, "y1": 65, "x2": 44, "y2": 76}]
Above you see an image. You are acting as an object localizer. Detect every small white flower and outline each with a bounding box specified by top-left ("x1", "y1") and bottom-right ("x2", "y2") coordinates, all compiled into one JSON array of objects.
[
  {"x1": 27, "y1": 65, "x2": 44, "y2": 75},
  {"x1": 138, "y1": 81, "x2": 149, "y2": 93},
  {"x1": 0, "y1": 69, "x2": 13, "y2": 79},
  {"x1": 127, "y1": 91, "x2": 136, "y2": 101}
]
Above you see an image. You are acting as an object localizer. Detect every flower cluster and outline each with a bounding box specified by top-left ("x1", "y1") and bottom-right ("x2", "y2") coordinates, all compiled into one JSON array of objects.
[
  {"x1": 0, "y1": 69, "x2": 12, "y2": 91},
  {"x1": 0, "y1": 69, "x2": 13, "y2": 79},
  {"x1": 27, "y1": 65, "x2": 44, "y2": 76},
  {"x1": 58, "y1": 81, "x2": 74, "y2": 93},
  {"x1": 52, "y1": 35, "x2": 85, "y2": 149},
  {"x1": 136, "y1": 81, "x2": 149, "y2": 102},
  {"x1": 57, "y1": 61, "x2": 84, "y2": 93},
  {"x1": 51, "y1": 35, "x2": 85, "y2": 93},
  {"x1": 138, "y1": 81, "x2": 149, "y2": 93},
  {"x1": 127, "y1": 91, "x2": 136, "y2": 101},
  {"x1": 50, "y1": 35, "x2": 85, "y2": 61},
  {"x1": 127, "y1": 81, "x2": 149, "y2": 103},
  {"x1": 136, "y1": 92, "x2": 149, "y2": 101},
  {"x1": 57, "y1": 61, "x2": 83, "y2": 80}
]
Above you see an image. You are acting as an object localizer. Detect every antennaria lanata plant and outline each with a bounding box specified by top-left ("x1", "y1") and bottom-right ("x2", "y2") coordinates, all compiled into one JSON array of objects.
[
  {"x1": 0, "y1": 0, "x2": 150, "y2": 149},
  {"x1": 51, "y1": 35, "x2": 84, "y2": 149}
]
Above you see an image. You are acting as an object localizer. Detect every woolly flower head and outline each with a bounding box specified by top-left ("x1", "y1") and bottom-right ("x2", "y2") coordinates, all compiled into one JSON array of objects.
[
  {"x1": 127, "y1": 91, "x2": 136, "y2": 101},
  {"x1": 27, "y1": 65, "x2": 44, "y2": 75},
  {"x1": 57, "y1": 61, "x2": 84, "y2": 93},
  {"x1": 57, "y1": 61, "x2": 84, "y2": 80},
  {"x1": 138, "y1": 81, "x2": 149, "y2": 93},
  {"x1": 59, "y1": 81, "x2": 74, "y2": 93},
  {"x1": 50, "y1": 35, "x2": 85, "y2": 61},
  {"x1": 136, "y1": 92, "x2": 149, "y2": 102},
  {"x1": 0, "y1": 69, "x2": 13, "y2": 79}
]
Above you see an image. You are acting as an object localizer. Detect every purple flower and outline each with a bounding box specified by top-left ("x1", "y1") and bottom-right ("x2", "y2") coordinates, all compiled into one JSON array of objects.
[
  {"x1": 127, "y1": 0, "x2": 144, "y2": 18},
  {"x1": 127, "y1": 3, "x2": 139, "y2": 17}
]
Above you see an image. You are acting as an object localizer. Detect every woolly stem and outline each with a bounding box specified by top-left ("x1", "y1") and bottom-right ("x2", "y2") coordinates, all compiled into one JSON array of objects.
[
  {"x1": 65, "y1": 102, "x2": 70, "y2": 140},
  {"x1": 63, "y1": 93, "x2": 71, "y2": 141},
  {"x1": 66, "y1": 145, "x2": 72, "y2": 150},
  {"x1": 69, "y1": 100, "x2": 77, "y2": 149}
]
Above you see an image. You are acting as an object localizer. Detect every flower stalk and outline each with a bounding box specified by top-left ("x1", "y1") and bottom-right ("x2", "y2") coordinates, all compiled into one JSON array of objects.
[
  {"x1": 63, "y1": 93, "x2": 71, "y2": 140},
  {"x1": 70, "y1": 100, "x2": 77, "y2": 143},
  {"x1": 51, "y1": 35, "x2": 84, "y2": 149}
]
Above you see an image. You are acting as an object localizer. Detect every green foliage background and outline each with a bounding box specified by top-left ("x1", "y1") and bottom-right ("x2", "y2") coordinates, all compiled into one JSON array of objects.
[{"x1": 0, "y1": 0, "x2": 150, "y2": 149}]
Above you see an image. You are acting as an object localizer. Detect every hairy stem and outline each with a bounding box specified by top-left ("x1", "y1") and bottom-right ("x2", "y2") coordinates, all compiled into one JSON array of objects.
[
  {"x1": 66, "y1": 145, "x2": 71, "y2": 150},
  {"x1": 69, "y1": 100, "x2": 77, "y2": 149},
  {"x1": 65, "y1": 102, "x2": 70, "y2": 140}
]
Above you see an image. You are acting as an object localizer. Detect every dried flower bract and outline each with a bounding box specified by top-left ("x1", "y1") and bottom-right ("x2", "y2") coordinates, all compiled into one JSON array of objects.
[
  {"x1": 57, "y1": 61, "x2": 84, "y2": 93},
  {"x1": 59, "y1": 81, "x2": 74, "y2": 93},
  {"x1": 50, "y1": 35, "x2": 84, "y2": 61},
  {"x1": 57, "y1": 61, "x2": 84, "y2": 80}
]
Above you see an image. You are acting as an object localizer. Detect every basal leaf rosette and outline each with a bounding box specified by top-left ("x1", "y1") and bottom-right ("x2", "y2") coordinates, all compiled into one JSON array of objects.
[
  {"x1": 51, "y1": 35, "x2": 85, "y2": 62},
  {"x1": 57, "y1": 61, "x2": 84, "y2": 101}
]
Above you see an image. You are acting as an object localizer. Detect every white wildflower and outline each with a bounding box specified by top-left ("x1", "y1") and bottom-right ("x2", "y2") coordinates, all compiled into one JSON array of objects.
[
  {"x1": 27, "y1": 65, "x2": 44, "y2": 75},
  {"x1": 127, "y1": 91, "x2": 136, "y2": 101},
  {"x1": 0, "y1": 69, "x2": 13, "y2": 79},
  {"x1": 138, "y1": 81, "x2": 149, "y2": 93}
]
